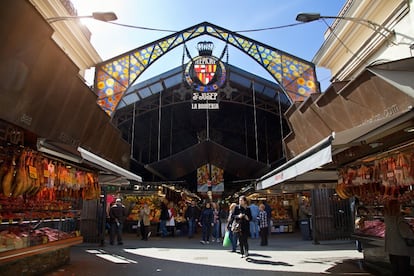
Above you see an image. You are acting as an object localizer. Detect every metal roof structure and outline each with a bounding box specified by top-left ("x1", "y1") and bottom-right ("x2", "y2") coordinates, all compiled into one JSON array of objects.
[
  {"x1": 95, "y1": 22, "x2": 320, "y2": 192},
  {"x1": 112, "y1": 63, "x2": 292, "y2": 191},
  {"x1": 115, "y1": 63, "x2": 290, "y2": 118}
]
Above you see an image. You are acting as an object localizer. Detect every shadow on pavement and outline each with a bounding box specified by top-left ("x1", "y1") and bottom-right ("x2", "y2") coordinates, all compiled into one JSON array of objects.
[
  {"x1": 245, "y1": 252, "x2": 272, "y2": 258},
  {"x1": 246, "y1": 257, "x2": 294, "y2": 267},
  {"x1": 324, "y1": 258, "x2": 375, "y2": 275}
]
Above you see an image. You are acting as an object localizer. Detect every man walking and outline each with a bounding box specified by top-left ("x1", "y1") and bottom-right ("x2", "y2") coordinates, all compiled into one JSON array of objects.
[
  {"x1": 185, "y1": 200, "x2": 200, "y2": 238},
  {"x1": 109, "y1": 198, "x2": 127, "y2": 245},
  {"x1": 249, "y1": 200, "x2": 259, "y2": 239}
]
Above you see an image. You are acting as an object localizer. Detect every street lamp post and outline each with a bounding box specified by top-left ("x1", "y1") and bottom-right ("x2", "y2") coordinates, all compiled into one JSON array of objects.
[
  {"x1": 46, "y1": 12, "x2": 117, "y2": 23},
  {"x1": 296, "y1": 12, "x2": 394, "y2": 43}
]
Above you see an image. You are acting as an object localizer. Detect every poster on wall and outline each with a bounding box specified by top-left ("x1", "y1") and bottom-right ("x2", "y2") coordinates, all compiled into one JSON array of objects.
[{"x1": 197, "y1": 163, "x2": 224, "y2": 192}]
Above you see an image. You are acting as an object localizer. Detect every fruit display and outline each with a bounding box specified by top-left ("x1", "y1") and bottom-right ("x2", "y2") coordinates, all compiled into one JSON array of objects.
[
  {"x1": 263, "y1": 195, "x2": 296, "y2": 233},
  {"x1": 122, "y1": 190, "x2": 190, "y2": 224},
  {"x1": 124, "y1": 195, "x2": 161, "y2": 223}
]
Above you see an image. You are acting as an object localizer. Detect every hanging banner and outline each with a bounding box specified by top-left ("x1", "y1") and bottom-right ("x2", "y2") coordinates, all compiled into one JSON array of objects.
[{"x1": 197, "y1": 163, "x2": 224, "y2": 192}]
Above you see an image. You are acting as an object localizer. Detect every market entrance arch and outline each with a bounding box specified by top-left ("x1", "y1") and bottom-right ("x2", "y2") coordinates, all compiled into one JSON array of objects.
[{"x1": 94, "y1": 21, "x2": 319, "y2": 117}]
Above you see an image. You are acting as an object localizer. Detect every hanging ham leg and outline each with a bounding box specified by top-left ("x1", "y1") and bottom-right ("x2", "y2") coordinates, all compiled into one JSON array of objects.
[{"x1": 2, "y1": 156, "x2": 16, "y2": 197}]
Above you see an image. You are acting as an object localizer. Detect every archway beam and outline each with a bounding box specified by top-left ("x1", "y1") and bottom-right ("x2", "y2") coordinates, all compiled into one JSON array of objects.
[{"x1": 94, "y1": 21, "x2": 319, "y2": 117}]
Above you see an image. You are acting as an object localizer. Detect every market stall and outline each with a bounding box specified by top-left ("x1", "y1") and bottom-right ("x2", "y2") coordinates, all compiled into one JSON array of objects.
[
  {"x1": 0, "y1": 121, "x2": 120, "y2": 274},
  {"x1": 0, "y1": 145, "x2": 98, "y2": 274},
  {"x1": 247, "y1": 192, "x2": 300, "y2": 234},
  {"x1": 123, "y1": 192, "x2": 161, "y2": 234},
  {"x1": 117, "y1": 183, "x2": 198, "y2": 237},
  {"x1": 336, "y1": 145, "x2": 414, "y2": 270}
]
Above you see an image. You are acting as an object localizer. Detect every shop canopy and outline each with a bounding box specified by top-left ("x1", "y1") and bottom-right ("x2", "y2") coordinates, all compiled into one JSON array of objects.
[
  {"x1": 256, "y1": 135, "x2": 334, "y2": 190},
  {"x1": 256, "y1": 107, "x2": 414, "y2": 190},
  {"x1": 78, "y1": 147, "x2": 142, "y2": 183},
  {"x1": 37, "y1": 138, "x2": 142, "y2": 184}
]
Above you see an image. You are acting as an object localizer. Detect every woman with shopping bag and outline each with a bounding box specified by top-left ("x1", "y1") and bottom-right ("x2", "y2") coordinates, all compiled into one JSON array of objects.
[{"x1": 224, "y1": 202, "x2": 238, "y2": 252}]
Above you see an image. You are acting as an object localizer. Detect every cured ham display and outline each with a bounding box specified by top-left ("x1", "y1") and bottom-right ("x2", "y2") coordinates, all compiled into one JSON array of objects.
[
  {"x1": 0, "y1": 147, "x2": 100, "y2": 200},
  {"x1": 337, "y1": 151, "x2": 414, "y2": 205},
  {"x1": 1, "y1": 156, "x2": 16, "y2": 197},
  {"x1": 12, "y1": 150, "x2": 29, "y2": 197}
]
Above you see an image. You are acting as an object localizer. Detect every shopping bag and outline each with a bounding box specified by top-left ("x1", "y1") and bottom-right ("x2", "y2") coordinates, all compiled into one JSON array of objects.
[{"x1": 223, "y1": 231, "x2": 231, "y2": 247}]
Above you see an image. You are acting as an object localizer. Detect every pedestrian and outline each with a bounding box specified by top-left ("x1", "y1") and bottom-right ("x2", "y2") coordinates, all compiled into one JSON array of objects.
[
  {"x1": 232, "y1": 195, "x2": 252, "y2": 258},
  {"x1": 298, "y1": 196, "x2": 312, "y2": 219},
  {"x1": 219, "y1": 204, "x2": 229, "y2": 240},
  {"x1": 227, "y1": 202, "x2": 238, "y2": 253},
  {"x1": 249, "y1": 200, "x2": 259, "y2": 239},
  {"x1": 166, "y1": 201, "x2": 176, "y2": 237},
  {"x1": 258, "y1": 203, "x2": 269, "y2": 246},
  {"x1": 384, "y1": 199, "x2": 414, "y2": 276},
  {"x1": 159, "y1": 198, "x2": 169, "y2": 237},
  {"x1": 199, "y1": 202, "x2": 214, "y2": 244},
  {"x1": 109, "y1": 198, "x2": 127, "y2": 245},
  {"x1": 263, "y1": 200, "x2": 272, "y2": 234},
  {"x1": 139, "y1": 203, "x2": 151, "y2": 240},
  {"x1": 185, "y1": 200, "x2": 200, "y2": 238},
  {"x1": 212, "y1": 202, "x2": 220, "y2": 242}
]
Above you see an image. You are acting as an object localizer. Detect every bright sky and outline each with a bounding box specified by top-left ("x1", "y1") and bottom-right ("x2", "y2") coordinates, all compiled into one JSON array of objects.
[{"x1": 71, "y1": 0, "x2": 346, "y2": 91}]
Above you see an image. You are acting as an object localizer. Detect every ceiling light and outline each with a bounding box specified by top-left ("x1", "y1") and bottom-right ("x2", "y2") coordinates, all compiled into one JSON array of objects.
[
  {"x1": 404, "y1": 126, "x2": 414, "y2": 133},
  {"x1": 368, "y1": 142, "x2": 383, "y2": 148}
]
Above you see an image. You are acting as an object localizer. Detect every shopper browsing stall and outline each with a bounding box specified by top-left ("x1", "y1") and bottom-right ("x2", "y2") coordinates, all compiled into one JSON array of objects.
[{"x1": 139, "y1": 203, "x2": 151, "y2": 240}]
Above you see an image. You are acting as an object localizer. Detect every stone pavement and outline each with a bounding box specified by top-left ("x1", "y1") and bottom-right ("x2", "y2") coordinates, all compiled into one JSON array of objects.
[{"x1": 45, "y1": 232, "x2": 378, "y2": 276}]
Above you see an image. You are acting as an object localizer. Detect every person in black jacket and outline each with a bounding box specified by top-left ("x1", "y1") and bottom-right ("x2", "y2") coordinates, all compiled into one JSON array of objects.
[
  {"x1": 109, "y1": 198, "x2": 127, "y2": 245},
  {"x1": 185, "y1": 200, "x2": 200, "y2": 238},
  {"x1": 199, "y1": 202, "x2": 214, "y2": 244},
  {"x1": 159, "y1": 198, "x2": 170, "y2": 237},
  {"x1": 232, "y1": 195, "x2": 252, "y2": 258}
]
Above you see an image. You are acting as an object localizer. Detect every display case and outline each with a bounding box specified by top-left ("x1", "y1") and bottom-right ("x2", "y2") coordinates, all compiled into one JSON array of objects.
[
  {"x1": 269, "y1": 195, "x2": 295, "y2": 233},
  {"x1": 352, "y1": 202, "x2": 414, "y2": 272},
  {"x1": 0, "y1": 196, "x2": 82, "y2": 276},
  {"x1": 0, "y1": 196, "x2": 81, "y2": 254},
  {"x1": 354, "y1": 202, "x2": 414, "y2": 238},
  {"x1": 354, "y1": 205, "x2": 385, "y2": 238}
]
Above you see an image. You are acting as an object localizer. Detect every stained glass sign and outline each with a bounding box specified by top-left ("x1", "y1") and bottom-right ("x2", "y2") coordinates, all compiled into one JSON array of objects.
[{"x1": 94, "y1": 22, "x2": 319, "y2": 116}]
